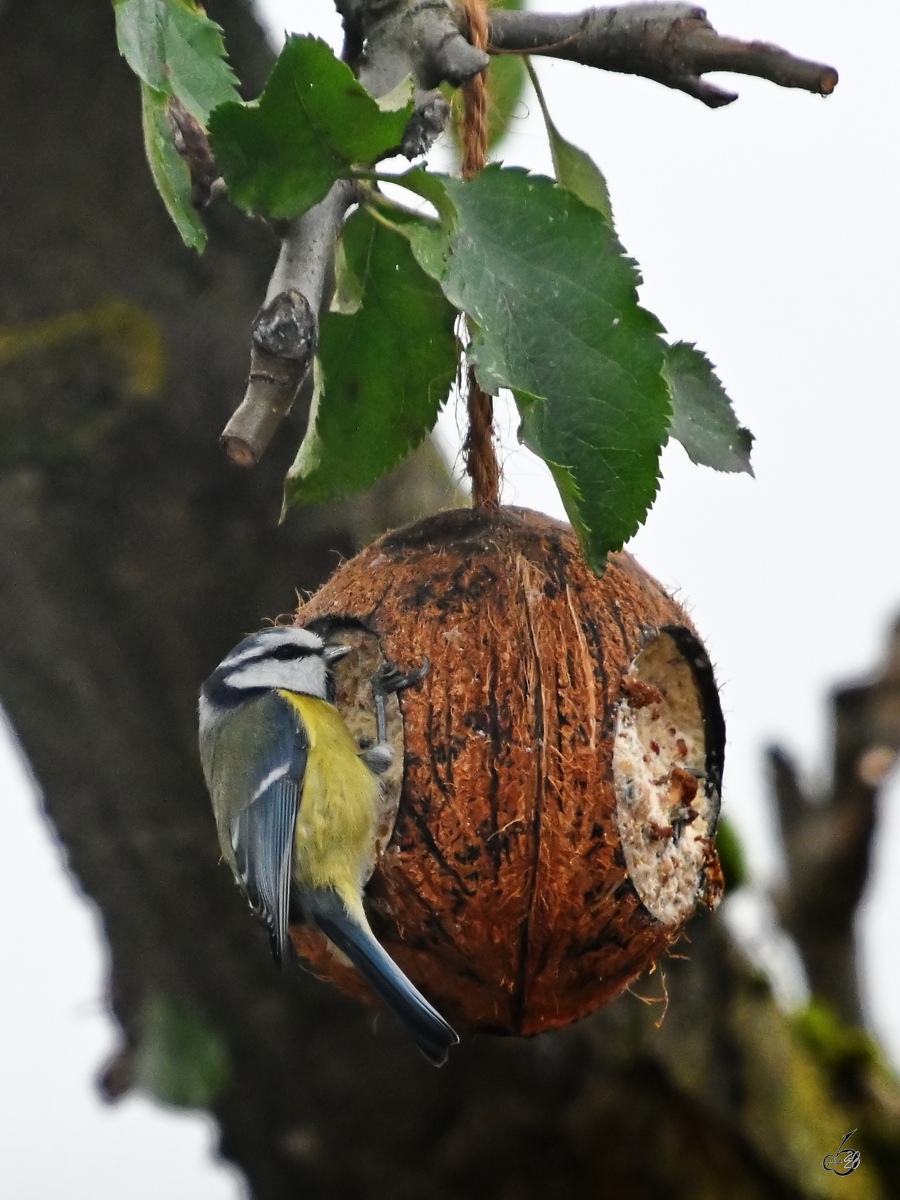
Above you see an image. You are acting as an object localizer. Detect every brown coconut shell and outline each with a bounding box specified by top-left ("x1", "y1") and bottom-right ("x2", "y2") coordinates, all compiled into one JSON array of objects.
[{"x1": 290, "y1": 507, "x2": 725, "y2": 1036}]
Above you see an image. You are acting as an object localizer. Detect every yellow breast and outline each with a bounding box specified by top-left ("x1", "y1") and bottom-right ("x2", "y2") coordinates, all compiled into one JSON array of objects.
[{"x1": 278, "y1": 691, "x2": 379, "y2": 920}]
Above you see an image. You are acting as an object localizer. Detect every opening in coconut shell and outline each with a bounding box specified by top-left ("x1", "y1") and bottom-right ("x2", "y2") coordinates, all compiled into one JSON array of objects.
[{"x1": 290, "y1": 507, "x2": 725, "y2": 1036}]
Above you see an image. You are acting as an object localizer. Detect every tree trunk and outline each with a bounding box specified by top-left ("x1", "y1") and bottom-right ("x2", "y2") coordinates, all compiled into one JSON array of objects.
[{"x1": 1, "y1": 1, "x2": 897, "y2": 1196}]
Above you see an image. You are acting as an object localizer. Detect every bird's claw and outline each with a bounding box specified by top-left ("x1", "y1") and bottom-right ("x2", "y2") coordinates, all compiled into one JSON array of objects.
[{"x1": 371, "y1": 656, "x2": 430, "y2": 697}]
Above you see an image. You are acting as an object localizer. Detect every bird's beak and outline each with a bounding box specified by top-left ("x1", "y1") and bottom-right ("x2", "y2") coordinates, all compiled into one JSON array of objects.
[{"x1": 323, "y1": 643, "x2": 352, "y2": 664}]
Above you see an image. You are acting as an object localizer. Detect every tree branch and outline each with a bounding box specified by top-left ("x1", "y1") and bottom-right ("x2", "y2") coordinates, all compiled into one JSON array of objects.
[
  {"x1": 222, "y1": 0, "x2": 837, "y2": 465},
  {"x1": 488, "y1": 4, "x2": 838, "y2": 108},
  {"x1": 336, "y1": 0, "x2": 489, "y2": 92},
  {"x1": 220, "y1": 180, "x2": 360, "y2": 466},
  {"x1": 221, "y1": 0, "x2": 490, "y2": 468},
  {"x1": 769, "y1": 617, "x2": 900, "y2": 1024}
]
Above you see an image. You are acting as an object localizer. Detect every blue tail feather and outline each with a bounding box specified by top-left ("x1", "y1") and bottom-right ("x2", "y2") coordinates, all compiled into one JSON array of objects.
[{"x1": 304, "y1": 889, "x2": 459, "y2": 1067}]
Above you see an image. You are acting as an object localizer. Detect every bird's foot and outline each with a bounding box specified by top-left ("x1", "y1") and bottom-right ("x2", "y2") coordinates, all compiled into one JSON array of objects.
[
  {"x1": 371, "y1": 656, "x2": 430, "y2": 697},
  {"x1": 367, "y1": 658, "x2": 430, "y2": 760}
]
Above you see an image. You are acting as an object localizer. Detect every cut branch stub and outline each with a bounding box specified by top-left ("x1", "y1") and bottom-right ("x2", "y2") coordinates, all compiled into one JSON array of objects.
[
  {"x1": 220, "y1": 289, "x2": 315, "y2": 466},
  {"x1": 252, "y1": 289, "x2": 316, "y2": 362},
  {"x1": 220, "y1": 180, "x2": 358, "y2": 466},
  {"x1": 292, "y1": 507, "x2": 725, "y2": 1034}
]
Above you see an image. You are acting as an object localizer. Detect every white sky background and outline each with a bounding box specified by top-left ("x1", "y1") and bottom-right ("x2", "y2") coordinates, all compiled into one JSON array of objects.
[{"x1": 2, "y1": 0, "x2": 898, "y2": 1195}]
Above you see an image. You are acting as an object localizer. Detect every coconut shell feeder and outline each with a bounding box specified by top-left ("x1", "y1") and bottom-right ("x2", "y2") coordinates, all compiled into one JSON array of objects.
[
  {"x1": 280, "y1": 44, "x2": 724, "y2": 1037},
  {"x1": 290, "y1": 506, "x2": 726, "y2": 1035}
]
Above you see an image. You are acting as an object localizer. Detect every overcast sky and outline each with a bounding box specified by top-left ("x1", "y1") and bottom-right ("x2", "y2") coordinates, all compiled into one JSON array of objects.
[{"x1": 2, "y1": 1, "x2": 897, "y2": 1195}]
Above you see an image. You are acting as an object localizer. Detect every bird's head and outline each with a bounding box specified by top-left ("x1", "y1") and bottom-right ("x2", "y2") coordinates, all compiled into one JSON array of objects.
[{"x1": 201, "y1": 626, "x2": 351, "y2": 703}]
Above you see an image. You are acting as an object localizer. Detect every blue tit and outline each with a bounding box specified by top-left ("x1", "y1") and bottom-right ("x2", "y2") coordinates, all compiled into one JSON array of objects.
[{"x1": 198, "y1": 625, "x2": 458, "y2": 1066}]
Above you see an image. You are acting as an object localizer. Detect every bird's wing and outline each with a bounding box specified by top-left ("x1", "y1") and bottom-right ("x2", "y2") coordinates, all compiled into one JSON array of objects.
[{"x1": 226, "y1": 693, "x2": 308, "y2": 965}]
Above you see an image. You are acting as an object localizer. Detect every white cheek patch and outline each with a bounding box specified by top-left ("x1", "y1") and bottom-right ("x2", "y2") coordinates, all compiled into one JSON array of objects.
[
  {"x1": 229, "y1": 662, "x2": 280, "y2": 690},
  {"x1": 229, "y1": 658, "x2": 328, "y2": 696}
]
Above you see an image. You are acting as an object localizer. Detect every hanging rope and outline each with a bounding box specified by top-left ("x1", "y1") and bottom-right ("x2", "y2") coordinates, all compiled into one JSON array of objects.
[
  {"x1": 460, "y1": 0, "x2": 489, "y2": 181},
  {"x1": 460, "y1": 0, "x2": 500, "y2": 509}
]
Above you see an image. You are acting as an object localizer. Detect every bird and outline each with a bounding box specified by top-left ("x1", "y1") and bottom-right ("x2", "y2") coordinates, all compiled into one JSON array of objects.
[{"x1": 198, "y1": 624, "x2": 458, "y2": 1066}]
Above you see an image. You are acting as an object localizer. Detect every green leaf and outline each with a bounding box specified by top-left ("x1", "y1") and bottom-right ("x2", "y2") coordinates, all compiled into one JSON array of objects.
[
  {"x1": 329, "y1": 233, "x2": 364, "y2": 315},
  {"x1": 664, "y1": 341, "x2": 754, "y2": 474},
  {"x1": 375, "y1": 75, "x2": 415, "y2": 115},
  {"x1": 527, "y1": 60, "x2": 613, "y2": 223},
  {"x1": 485, "y1": 54, "x2": 527, "y2": 151},
  {"x1": 140, "y1": 83, "x2": 206, "y2": 252},
  {"x1": 114, "y1": 0, "x2": 239, "y2": 124},
  {"x1": 208, "y1": 37, "x2": 415, "y2": 220},
  {"x1": 365, "y1": 172, "x2": 453, "y2": 280},
  {"x1": 401, "y1": 166, "x2": 670, "y2": 570},
  {"x1": 134, "y1": 994, "x2": 230, "y2": 1109},
  {"x1": 284, "y1": 208, "x2": 458, "y2": 507},
  {"x1": 485, "y1": 1, "x2": 528, "y2": 150},
  {"x1": 714, "y1": 816, "x2": 748, "y2": 891}
]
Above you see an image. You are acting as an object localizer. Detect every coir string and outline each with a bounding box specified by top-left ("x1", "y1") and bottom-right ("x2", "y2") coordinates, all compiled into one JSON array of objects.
[{"x1": 460, "y1": 0, "x2": 500, "y2": 508}]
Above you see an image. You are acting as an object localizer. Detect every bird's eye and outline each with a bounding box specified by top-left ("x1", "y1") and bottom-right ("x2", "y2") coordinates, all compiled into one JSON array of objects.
[{"x1": 271, "y1": 644, "x2": 307, "y2": 661}]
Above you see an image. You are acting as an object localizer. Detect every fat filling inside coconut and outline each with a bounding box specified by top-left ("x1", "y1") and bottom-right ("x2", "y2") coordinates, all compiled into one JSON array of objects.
[{"x1": 613, "y1": 631, "x2": 714, "y2": 924}]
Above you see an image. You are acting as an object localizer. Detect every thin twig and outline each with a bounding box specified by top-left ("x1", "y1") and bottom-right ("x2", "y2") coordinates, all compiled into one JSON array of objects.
[{"x1": 488, "y1": 5, "x2": 837, "y2": 108}]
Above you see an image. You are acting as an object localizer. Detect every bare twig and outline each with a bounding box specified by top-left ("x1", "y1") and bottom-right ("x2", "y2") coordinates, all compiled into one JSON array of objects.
[
  {"x1": 770, "y1": 618, "x2": 900, "y2": 1024},
  {"x1": 220, "y1": 290, "x2": 316, "y2": 466},
  {"x1": 220, "y1": 180, "x2": 360, "y2": 466},
  {"x1": 488, "y1": 4, "x2": 838, "y2": 108}
]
